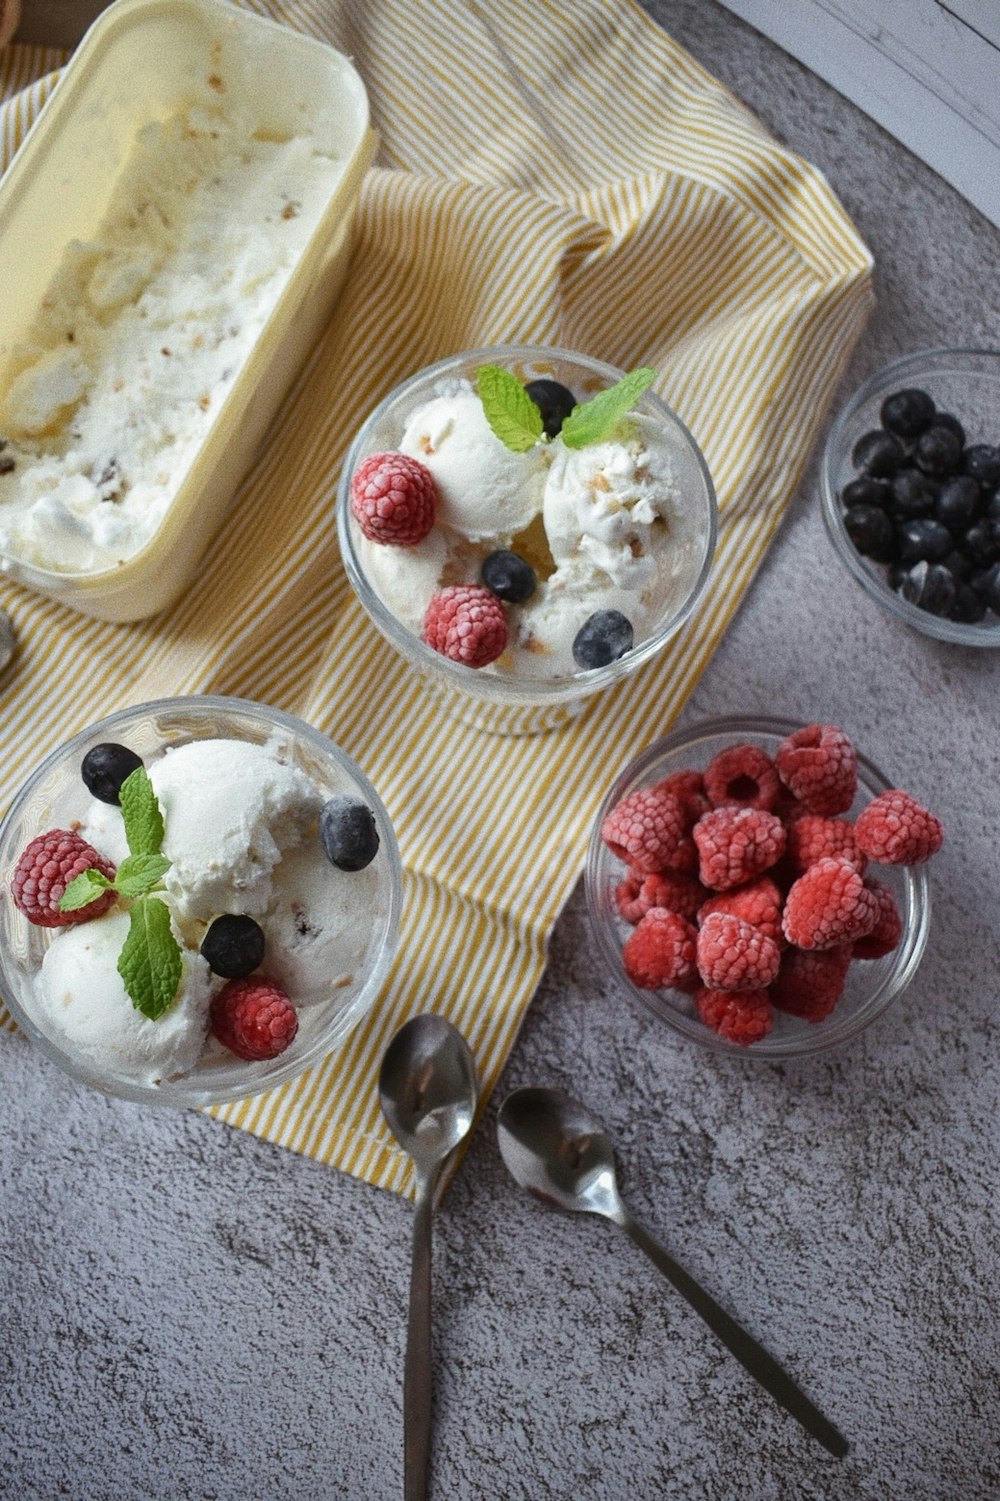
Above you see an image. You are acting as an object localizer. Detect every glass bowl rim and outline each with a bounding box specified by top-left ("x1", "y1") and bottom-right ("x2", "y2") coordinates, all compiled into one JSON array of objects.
[
  {"x1": 820, "y1": 345, "x2": 1000, "y2": 647},
  {"x1": 584, "y1": 712, "x2": 932, "y2": 1059},
  {"x1": 0, "y1": 693, "x2": 404, "y2": 1107},
  {"x1": 335, "y1": 341, "x2": 719, "y2": 705}
]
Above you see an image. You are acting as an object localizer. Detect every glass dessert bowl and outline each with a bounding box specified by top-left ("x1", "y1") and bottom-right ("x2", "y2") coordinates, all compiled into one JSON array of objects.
[
  {"x1": 336, "y1": 343, "x2": 717, "y2": 734},
  {"x1": 821, "y1": 348, "x2": 1000, "y2": 645},
  {"x1": 0, "y1": 695, "x2": 403, "y2": 1106},
  {"x1": 584, "y1": 715, "x2": 933, "y2": 1059}
]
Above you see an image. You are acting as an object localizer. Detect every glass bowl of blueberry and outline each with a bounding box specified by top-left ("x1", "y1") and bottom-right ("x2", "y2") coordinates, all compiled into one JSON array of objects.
[
  {"x1": 584, "y1": 715, "x2": 936, "y2": 1059},
  {"x1": 820, "y1": 348, "x2": 1000, "y2": 643},
  {"x1": 0, "y1": 695, "x2": 403, "y2": 1107},
  {"x1": 336, "y1": 344, "x2": 717, "y2": 734}
]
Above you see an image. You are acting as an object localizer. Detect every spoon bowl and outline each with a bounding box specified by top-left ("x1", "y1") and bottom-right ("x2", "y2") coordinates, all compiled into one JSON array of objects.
[{"x1": 497, "y1": 1085, "x2": 848, "y2": 1459}]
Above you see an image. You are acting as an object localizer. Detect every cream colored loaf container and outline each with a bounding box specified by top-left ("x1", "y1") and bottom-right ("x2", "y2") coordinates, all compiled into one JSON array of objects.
[{"x1": 0, "y1": 0, "x2": 374, "y2": 621}]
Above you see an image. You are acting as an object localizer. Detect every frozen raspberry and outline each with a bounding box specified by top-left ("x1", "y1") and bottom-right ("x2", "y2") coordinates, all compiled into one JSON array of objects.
[
  {"x1": 770, "y1": 945, "x2": 852, "y2": 1021},
  {"x1": 698, "y1": 875, "x2": 784, "y2": 947},
  {"x1": 693, "y1": 805, "x2": 786, "y2": 891},
  {"x1": 622, "y1": 908, "x2": 698, "y2": 990},
  {"x1": 653, "y1": 768, "x2": 710, "y2": 825},
  {"x1": 696, "y1": 911, "x2": 781, "y2": 991},
  {"x1": 775, "y1": 723, "x2": 857, "y2": 815},
  {"x1": 422, "y1": 584, "x2": 508, "y2": 668},
  {"x1": 601, "y1": 785, "x2": 696, "y2": 874},
  {"x1": 210, "y1": 977, "x2": 299, "y2": 1061},
  {"x1": 852, "y1": 878, "x2": 903, "y2": 959},
  {"x1": 854, "y1": 790, "x2": 944, "y2": 865},
  {"x1": 782, "y1": 856, "x2": 879, "y2": 950},
  {"x1": 786, "y1": 814, "x2": 866, "y2": 875},
  {"x1": 11, "y1": 829, "x2": 116, "y2": 928},
  {"x1": 695, "y1": 986, "x2": 773, "y2": 1045},
  {"x1": 615, "y1": 868, "x2": 706, "y2": 924},
  {"x1": 350, "y1": 451, "x2": 437, "y2": 545},
  {"x1": 703, "y1": 743, "x2": 780, "y2": 811}
]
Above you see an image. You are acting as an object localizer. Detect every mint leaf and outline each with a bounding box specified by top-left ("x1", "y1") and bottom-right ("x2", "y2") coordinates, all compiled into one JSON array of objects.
[
  {"x1": 59, "y1": 868, "x2": 113, "y2": 912},
  {"x1": 118, "y1": 765, "x2": 165, "y2": 857},
  {"x1": 476, "y1": 364, "x2": 545, "y2": 452},
  {"x1": 559, "y1": 367, "x2": 658, "y2": 449},
  {"x1": 115, "y1": 852, "x2": 171, "y2": 898},
  {"x1": 117, "y1": 895, "x2": 182, "y2": 1020}
]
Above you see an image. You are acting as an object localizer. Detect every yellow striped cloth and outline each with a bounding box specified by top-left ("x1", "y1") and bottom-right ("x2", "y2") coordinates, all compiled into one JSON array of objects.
[{"x1": 0, "y1": 0, "x2": 873, "y2": 1194}]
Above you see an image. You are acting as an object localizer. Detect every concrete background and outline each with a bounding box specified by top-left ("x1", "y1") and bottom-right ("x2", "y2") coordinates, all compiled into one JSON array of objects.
[{"x1": 2, "y1": 2, "x2": 1000, "y2": 1498}]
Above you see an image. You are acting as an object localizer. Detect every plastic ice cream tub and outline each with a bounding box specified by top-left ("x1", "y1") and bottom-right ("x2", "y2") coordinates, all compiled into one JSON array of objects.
[{"x1": 0, "y1": 0, "x2": 375, "y2": 621}]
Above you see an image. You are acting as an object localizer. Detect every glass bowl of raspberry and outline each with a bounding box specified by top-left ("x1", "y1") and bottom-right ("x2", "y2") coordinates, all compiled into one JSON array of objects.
[
  {"x1": 336, "y1": 344, "x2": 717, "y2": 734},
  {"x1": 820, "y1": 347, "x2": 1000, "y2": 644},
  {"x1": 584, "y1": 715, "x2": 935, "y2": 1058},
  {"x1": 0, "y1": 695, "x2": 403, "y2": 1106}
]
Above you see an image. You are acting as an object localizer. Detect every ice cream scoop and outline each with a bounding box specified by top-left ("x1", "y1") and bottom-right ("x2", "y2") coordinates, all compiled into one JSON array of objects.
[{"x1": 497, "y1": 1086, "x2": 849, "y2": 1458}]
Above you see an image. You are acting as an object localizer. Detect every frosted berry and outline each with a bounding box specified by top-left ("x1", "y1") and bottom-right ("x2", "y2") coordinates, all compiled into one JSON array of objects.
[
  {"x1": 11, "y1": 829, "x2": 116, "y2": 928},
  {"x1": 771, "y1": 945, "x2": 852, "y2": 1022},
  {"x1": 654, "y1": 769, "x2": 709, "y2": 824},
  {"x1": 622, "y1": 908, "x2": 698, "y2": 991},
  {"x1": 350, "y1": 452, "x2": 437, "y2": 545},
  {"x1": 852, "y1": 879, "x2": 903, "y2": 959},
  {"x1": 880, "y1": 388, "x2": 935, "y2": 440},
  {"x1": 693, "y1": 805, "x2": 786, "y2": 891},
  {"x1": 786, "y1": 814, "x2": 866, "y2": 875},
  {"x1": 775, "y1": 723, "x2": 857, "y2": 815},
  {"x1": 200, "y1": 914, "x2": 266, "y2": 978},
  {"x1": 615, "y1": 868, "x2": 706, "y2": 924},
  {"x1": 782, "y1": 856, "x2": 879, "y2": 950},
  {"x1": 697, "y1": 875, "x2": 784, "y2": 947},
  {"x1": 601, "y1": 785, "x2": 695, "y2": 874},
  {"x1": 210, "y1": 977, "x2": 298, "y2": 1061},
  {"x1": 81, "y1": 742, "x2": 143, "y2": 805},
  {"x1": 695, "y1": 911, "x2": 780, "y2": 992},
  {"x1": 854, "y1": 789, "x2": 943, "y2": 865},
  {"x1": 703, "y1": 743, "x2": 780, "y2": 811},
  {"x1": 320, "y1": 795, "x2": 380, "y2": 871},
  {"x1": 695, "y1": 986, "x2": 773, "y2": 1045},
  {"x1": 423, "y1": 584, "x2": 507, "y2": 668}
]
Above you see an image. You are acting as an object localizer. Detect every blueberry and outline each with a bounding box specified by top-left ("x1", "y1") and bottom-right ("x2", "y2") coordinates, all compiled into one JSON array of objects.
[
  {"x1": 200, "y1": 914, "x2": 265, "y2": 979},
  {"x1": 977, "y1": 561, "x2": 1000, "y2": 613},
  {"x1": 898, "y1": 561, "x2": 955, "y2": 616},
  {"x1": 934, "y1": 475, "x2": 981, "y2": 531},
  {"x1": 844, "y1": 504, "x2": 895, "y2": 561},
  {"x1": 914, "y1": 423, "x2": 963, "y2": 477},
  {"x1": 481, "y1": 549, "x2": 537, "y2": 602},
  {"x1": 81, "y1": 742, "x2": 144, "y2": 804},
  {"x1": 940, "y1": 549, "x2": 969, "y2": 583},
  {"x1": 949, "y1": 584, "x2": 988, "y2": 624},
  {"x1": 572, "y1": 610, "x2": 634, "y2": 670},
  {"x1": 887, "y1": 468, "x2": 934, "y2": 520},
  {"x1": 896, "y1": 518, "x2": 953, "y2": 564},
  {"x1": 320, "y1": 795, "x2": 379, "y2": 871},
  {"x1": 933, "y1": 412, "x2": 966, "y2": 446},
  {"x1": 840, "y1": 476, "x2": 891, "y2": 509},
  {"x1": 987, "y1": 491, "x2": 1000, "y2": 522},
  {"x1": 523, "y1": 378, "x2": 577, "y2": 439},
  {"x1": 887, "y1": 560, "x2": 910, "y2": 591},
  {"x1": 961, "y1": 518, "x2": 1000, "y2": 567},
  {"x1": 851, "y1": 429, "x2": 905, "y2": 477},
  {"x1": 963, "y1": 443, "x2": 1000, "y2": 490},
  {"x1": 879, "y1": 387, "x2": 935, "y2": 439}
]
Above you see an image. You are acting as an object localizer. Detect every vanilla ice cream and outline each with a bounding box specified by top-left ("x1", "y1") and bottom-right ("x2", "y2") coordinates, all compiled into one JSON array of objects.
[
  {"x1": 22, "y1": 734, "x2": 383, "y2": 1087},
  {"x1": 0, "y1": 103, "x2": 346, "y2": 575},
  {"x1": 350, "y1": 371, "x2": 710, "y2": 681}
]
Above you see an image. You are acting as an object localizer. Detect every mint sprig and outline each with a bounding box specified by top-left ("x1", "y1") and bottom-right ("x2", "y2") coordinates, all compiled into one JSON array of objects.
[
  {"x1": 57, "y1": 763, "x2": 182, "y2": 1021},
  {"x1": 559, "y1": 367, "x2": 658, "y2": 449},
  {"x1": 476, "y1": 364, "x2": 545, "y2": 452}
]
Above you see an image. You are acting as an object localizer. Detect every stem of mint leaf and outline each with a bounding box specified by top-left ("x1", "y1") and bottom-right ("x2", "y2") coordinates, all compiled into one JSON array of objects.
[
  {"x1": 117, "y1": 895, "x2": 183, "y2": 1021},
  {"x1": 476, "y1": 364, "x2": 545, "y2": 452},
  {"x1": 559, "y1": 367, "x2": 658, "y2": 449},
  {"x1": 118, "y1": 765, "x2": 165, "y2": 857}
]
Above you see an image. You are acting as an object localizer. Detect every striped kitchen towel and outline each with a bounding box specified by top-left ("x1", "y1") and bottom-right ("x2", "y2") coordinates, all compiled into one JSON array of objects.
[{"x1": 0, "y1": 0, "x2": 873, "y2": 1193}]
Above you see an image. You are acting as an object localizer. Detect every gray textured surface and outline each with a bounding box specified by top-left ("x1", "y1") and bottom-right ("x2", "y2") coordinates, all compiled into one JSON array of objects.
[{"x1": 3, "y1": 3, "x2": 1000, "y2": 1498}]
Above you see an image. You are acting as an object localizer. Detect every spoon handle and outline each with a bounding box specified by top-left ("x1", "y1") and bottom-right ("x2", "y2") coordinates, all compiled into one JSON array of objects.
[
  {"x1": 405, "y1": 1174, "x2": 436, "y2": 1501},
  {"x1": 617, "y1": 1209, "x2": 848, "y2": 1459}
]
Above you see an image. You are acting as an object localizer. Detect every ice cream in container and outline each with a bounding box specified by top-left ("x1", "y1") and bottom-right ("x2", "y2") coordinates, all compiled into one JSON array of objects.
[{"x1": 0, "y1": 0, "x2": 375, "y2": 621}]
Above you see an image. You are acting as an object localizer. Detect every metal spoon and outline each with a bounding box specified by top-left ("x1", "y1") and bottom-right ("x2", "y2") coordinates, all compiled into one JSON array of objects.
[
  {"x1": 379, "y1": 1015, "x2": 480, "y2": 1501},
  {"x1": 497, "y1": 1086, "x2": 848, "y2": 1459}
]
